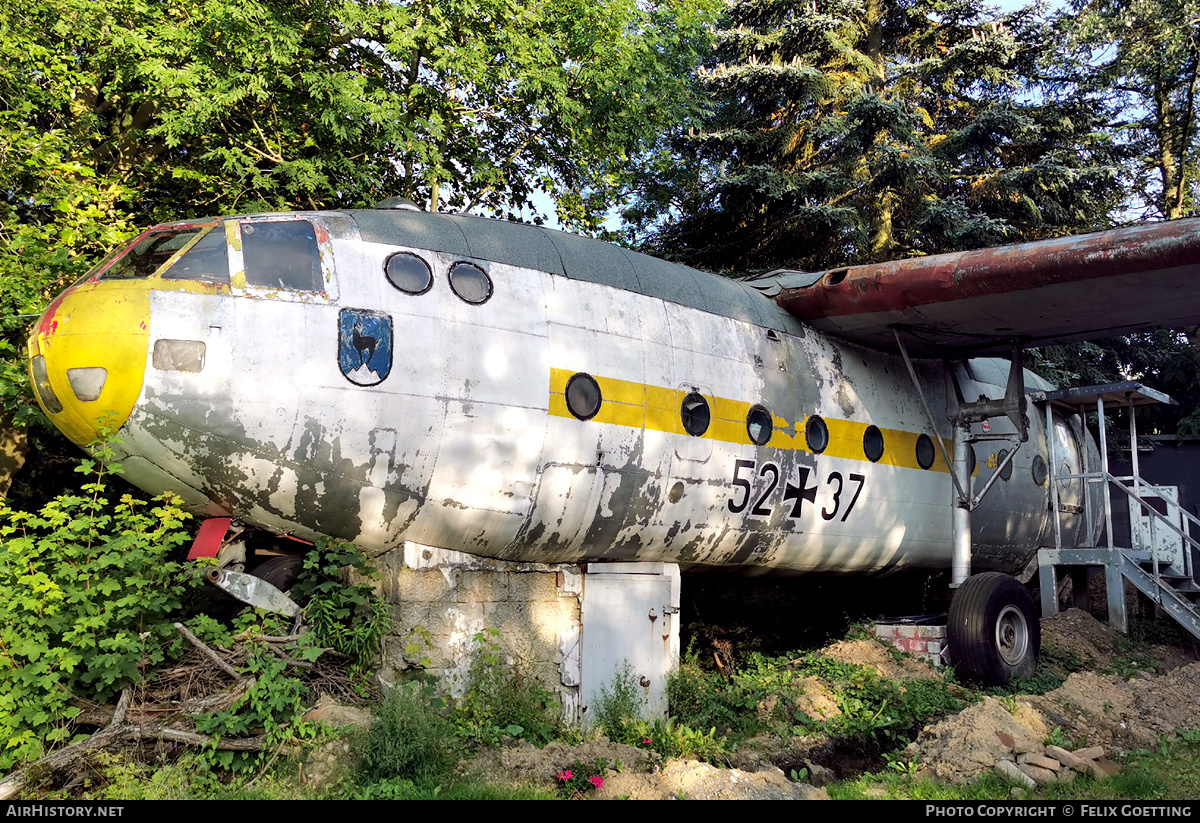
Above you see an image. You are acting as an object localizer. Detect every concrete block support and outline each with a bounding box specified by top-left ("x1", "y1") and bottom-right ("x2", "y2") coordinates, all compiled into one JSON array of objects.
[
  {"x1": 874, "y1": 621, "x2": 948, "y2": 667},
  {"x1": 375, "y1": 541, "x2": 583, "y2": 719}
]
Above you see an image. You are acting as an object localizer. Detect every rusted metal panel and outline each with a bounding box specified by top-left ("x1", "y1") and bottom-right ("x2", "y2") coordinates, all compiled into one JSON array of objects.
[{"x1": 760, "y1": 217, "x2": 1200, "y2": 355}]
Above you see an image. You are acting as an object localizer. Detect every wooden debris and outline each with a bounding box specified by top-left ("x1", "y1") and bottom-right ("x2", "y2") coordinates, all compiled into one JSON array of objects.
[{"x1": 0, "y1": 623, "x2": 371, "y2": 798}]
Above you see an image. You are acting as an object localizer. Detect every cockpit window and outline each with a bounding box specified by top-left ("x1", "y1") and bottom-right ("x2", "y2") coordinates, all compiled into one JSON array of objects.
[
  {"x1": 161, "y1": 227, "x2": 229, "y2": 283},
  {"x1": 242, "y1": 220, "x2": 323, "y2": 291},
  {"x1": 98, "y1": 228, "x2": 203, "y2": 280}
]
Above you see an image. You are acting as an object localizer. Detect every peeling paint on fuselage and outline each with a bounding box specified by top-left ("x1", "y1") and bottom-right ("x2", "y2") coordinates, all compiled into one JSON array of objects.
[{"x1": 47, "y1": 211, "x2": 1102, "y2": 576}]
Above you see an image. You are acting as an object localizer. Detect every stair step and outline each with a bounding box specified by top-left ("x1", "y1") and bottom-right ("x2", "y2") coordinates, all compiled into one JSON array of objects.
[
  {"x1": 1130, "y1": 557, "x2": 1190, "y2": 575},
  {"x1": 1139, "y1": 568, "x2": 1192, "y2": 581}
]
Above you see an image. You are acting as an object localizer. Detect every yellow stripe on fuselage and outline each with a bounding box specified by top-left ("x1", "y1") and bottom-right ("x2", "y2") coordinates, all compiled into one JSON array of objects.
[{"x1": 549, "y1": 367, "x2": 959, "y2": 474}]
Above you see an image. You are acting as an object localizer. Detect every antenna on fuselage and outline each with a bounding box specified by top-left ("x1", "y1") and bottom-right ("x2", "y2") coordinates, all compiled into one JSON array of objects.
[{"x1": 375, "y1": 196, "x2": 423, "y2": 211}]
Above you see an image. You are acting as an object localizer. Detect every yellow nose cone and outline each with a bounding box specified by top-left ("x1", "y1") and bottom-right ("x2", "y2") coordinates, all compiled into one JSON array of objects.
[{"x1": 28, "y1": 281, "x2": 150, "y2": 446}]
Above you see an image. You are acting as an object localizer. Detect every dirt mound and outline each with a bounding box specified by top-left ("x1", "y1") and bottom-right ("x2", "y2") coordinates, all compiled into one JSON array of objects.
[
  {"x1": 792, "y1": 676, "x2": 843, "y2": 721},
  {"x1": 593, "y1": 759, "x2": 828, "y2": 800},
  {"x1": 911, "y1": 661, "x2": 1200, "y2": 782},
  {"x1": 489, "y1": 739, "x2": 656, "y2": 781},
  {"x1": 1041, "y1": 609, "x2": 1196, "y2": 674},
  {"x1": 821, "y1": 638, "x2": 942, "y2": 680},
  {"x1": 466, "y1": 738, "x2": 827, "y2": 799},
  {"x1": 909, "y1": 696, "x2": 1050, "y2": 783},
  {"x1": 1041, "y1": 609, "x2": 1121, "y2": 669},
  {"x1": 1033, "y1": 662, "x2": 1200, "y2": 750}
]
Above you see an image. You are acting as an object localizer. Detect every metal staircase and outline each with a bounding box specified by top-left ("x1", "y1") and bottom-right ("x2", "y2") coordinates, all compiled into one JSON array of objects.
[{"x1": 1035, "y1": 382, "x2": 1200, "y2": 641}]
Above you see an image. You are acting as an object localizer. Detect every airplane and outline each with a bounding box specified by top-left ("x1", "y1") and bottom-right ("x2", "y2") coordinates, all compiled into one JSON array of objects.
[{"x1": 24, "y1": 199, "x2": 1200, "y2": 687}]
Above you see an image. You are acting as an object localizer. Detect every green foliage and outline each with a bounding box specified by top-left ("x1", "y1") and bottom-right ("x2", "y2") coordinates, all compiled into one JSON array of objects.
[
  {"x1": 453, "y1": 628, "x2": 561, "y2": 747},
  {"x1": 290, "y1": 537, "x2": 389, "y2": 671},
  {"x1": 596, "y1": 664, "x2": 725, "y2": 761},
  {"x1": 1051, "y1": 0, "x2": 1199, "y2": 221},
  {"x1": 0, "y1": 0, "x2": 715, "y2": 225},
  {"x1": 629, "y1": 0, "x2": 1123, "y2": 273},
  {"x1": 885, "y1": 751, "x2": 921, "y2": 777},
  {"x1": 351, "y1": 777, "x2": 557, "y2": 800},
  {"x1": 190, "y1": 540, "x2": 393, "y2": 771},
  {"x1": 75, "y1": 751, "x2": 327, "y2": 800},
  {"x1": 833, "y1": 734, "x2": 1200, "y2": 800},
  {"x1": 592, "y1": 662, "x2": 644, "y2": 744},
  {"x1": 640, "y1": 717, "x2": 727, "y2": 762},
  {"x1": 1045, "y1": 725, "x2": 1078, "y2": 751},
  {"x1": 0, "y1": 452, "x2": 192, "y2": 771},
  {"x1": 193, "y1": 645, "x2": 320, "y2": 771},
  {"x1": 668, "y1": 646, "x2": 963, "y2": 753},
  {"x1": 358, "y1": 683, "x2": 457, "y2": 786},
  {"x1": 1029, "y1": 330, "x2": 1200, "y2": 439},
  {"x1": 0, "y1": 0, "x2": 717, "y2": 435}
]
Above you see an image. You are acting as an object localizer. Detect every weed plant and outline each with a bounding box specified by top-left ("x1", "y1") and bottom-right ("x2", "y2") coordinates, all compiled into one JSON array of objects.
[
  {"x1": 667, "y1": 646, "x2": 963, "y2": 754},
  {"x1": 595, "y1": 664, "x2": 726, "y2": 761},
  {"x1": 358, "y1": 682, "x2": 457, "y2": 785},
  {"x1": 290, "y1": 536, "x2": 390, "y2": 673},
  {"x1": 0, "y1": 450, "x2": 193, "y2": 770},
  {"x1": 453, "y1": 628, "x2": 561, "y2": 746}
]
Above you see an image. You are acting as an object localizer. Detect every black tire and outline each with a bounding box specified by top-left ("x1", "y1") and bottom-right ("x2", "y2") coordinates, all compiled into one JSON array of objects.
[
  {"x1": 947, "y1": 572, "x2": 1040, "y2": 686},
  {"x1": 250, "y1": 555, "x2": 304, "y2": 593}
]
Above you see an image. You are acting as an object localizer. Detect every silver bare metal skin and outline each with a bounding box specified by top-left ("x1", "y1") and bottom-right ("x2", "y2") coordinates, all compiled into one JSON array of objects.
[{"x1": 51, "y1": 210, "x2": 1103, "y2": 575}]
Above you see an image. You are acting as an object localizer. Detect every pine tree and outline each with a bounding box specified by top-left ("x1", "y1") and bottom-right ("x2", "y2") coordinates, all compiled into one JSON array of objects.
[
  {"x1": 1052, "y1": 0, "x2": 1200, "y2": 221},
  {"x1": 627, "y1": 0, "x2": 1125, "y2": 273}
]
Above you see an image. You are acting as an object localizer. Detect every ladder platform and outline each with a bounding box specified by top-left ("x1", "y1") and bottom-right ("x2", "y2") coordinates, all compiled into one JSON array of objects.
[{"x1": 1037, "y1": 381, "x2": 1200, "y2": 643}]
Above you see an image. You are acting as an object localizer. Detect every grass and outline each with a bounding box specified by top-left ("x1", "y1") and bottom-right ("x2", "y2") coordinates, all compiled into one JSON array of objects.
[
  {"x1": 54, "y1": 751, "x2": 557, "y2": 800},
  {"x1": 667, "y1": 644, "x2": 966, "y2": 752},
  {"x1": 28, "y1": 624, "x2": 1200, "y2": 801},
  {"x1": 831, "y1": 736, "x2": 1200, "y2": 801}
]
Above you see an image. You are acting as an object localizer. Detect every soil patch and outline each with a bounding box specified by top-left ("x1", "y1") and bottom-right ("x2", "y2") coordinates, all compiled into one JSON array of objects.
[
  {"x1": 909, "y1": 614, "x2": 1200, "y2": 784},
  {"x1": 1041, "y1": 608, "x2": 1195, "y2": 675},
  {"x1": 821, "y1": 638, "x2": 942, "y2": 681},
  {"x1": 593, "y1": 760, "x2": 828, "y2": 800}
]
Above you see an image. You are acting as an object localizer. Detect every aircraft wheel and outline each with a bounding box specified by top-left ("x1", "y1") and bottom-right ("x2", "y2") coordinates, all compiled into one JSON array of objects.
[
  {"x1": 947, "y1": 572, "x2": 1039, "y2": 686},
  {"x1": 250, "y1": 555, "x2": 304, "y2": 594}
]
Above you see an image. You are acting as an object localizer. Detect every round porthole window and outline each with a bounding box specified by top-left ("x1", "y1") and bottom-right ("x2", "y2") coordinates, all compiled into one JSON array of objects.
[
  {"x1": 806, "y1": 415, "x2": 829, "y2": 454},
  {"x1": 863, "y1": 425, "x2": 885, "y2": 463},
  {"x1": 680, "y1": 392, "x2": 710, "y2": 437},
  {"x1": 449, "y1": 261, "x2": 492, "y2": 304},
  {"x1": 565, "y1": 373, "x2": 602, "y2": 421},
  {"x1": 746, "y1": 405, "x2": 773, "y2": 445},
  {"x1": 916, "y1": 433, "x2": 935, "y2": 470},
  {"x1": 1032, "y1": 454, "x2": 1048, "y2": 486},
  {"x1": 385, "y1": 252, "x2": 433, "y2": 294}
]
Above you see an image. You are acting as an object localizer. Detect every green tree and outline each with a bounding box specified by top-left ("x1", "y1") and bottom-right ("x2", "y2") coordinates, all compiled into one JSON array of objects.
[
  {"x1": 1052, "y1": 0, "x2": 1200, "y2": 221},
  {"x1": 0, "y1": 0, "x2": 714, "y2": 485},
  {"x1": 2, "y1": 0, "x2": 712, "y2": 228},
  {"x1": 627, "y1": 0, "x2": 1124, "y2": 273}
]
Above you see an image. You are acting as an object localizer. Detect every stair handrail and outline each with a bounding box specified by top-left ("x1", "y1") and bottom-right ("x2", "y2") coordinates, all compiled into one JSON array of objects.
[{"x1": 1108, "y1": 474, "x2": 1197, "y2": 585}]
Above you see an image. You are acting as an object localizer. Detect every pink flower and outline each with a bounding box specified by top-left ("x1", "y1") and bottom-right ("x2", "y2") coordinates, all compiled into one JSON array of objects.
[
  {"x1": 557, "y1": 769, "x2": 574, "y2": 782},
  {"x1": 643, "y1": 738, "x2": 653, "y2": 745},
  {"x1": 590, "y1": 775, "x2": 605, "y2": 789}
]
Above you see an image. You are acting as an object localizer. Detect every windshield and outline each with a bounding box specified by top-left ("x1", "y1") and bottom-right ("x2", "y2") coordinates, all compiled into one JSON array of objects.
[{"x1": 96, "y1": 227, "x2": 206, "y2": 281}]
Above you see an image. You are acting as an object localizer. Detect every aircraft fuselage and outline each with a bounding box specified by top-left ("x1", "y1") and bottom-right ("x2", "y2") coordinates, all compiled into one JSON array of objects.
[{"x1": 27, "y1": 209, "x2": 1099, "y2": 575}]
